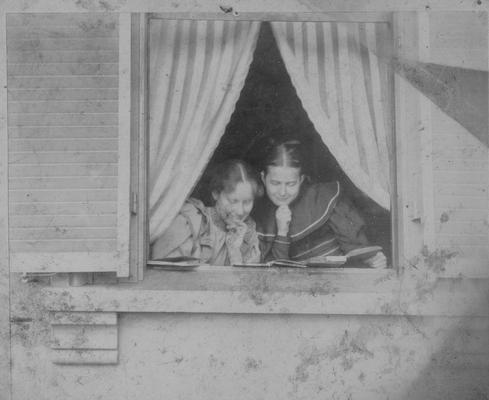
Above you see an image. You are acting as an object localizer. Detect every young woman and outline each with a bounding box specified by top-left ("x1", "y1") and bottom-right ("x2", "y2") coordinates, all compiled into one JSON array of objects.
[
  {"x1": 151, "y1": 160, "x2": 263, "y2": 266},
  {"x1": 252, "y1": 140, "x2": 387, "y2": 268}
]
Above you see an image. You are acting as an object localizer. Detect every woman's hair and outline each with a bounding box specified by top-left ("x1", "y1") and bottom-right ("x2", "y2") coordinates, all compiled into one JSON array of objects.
[
  {"x1": 261, "y1": 137, "x2": 305, "y2": 174},
  {"x1": 208, "y1": 159, "x2": 263, "y2": 200}
]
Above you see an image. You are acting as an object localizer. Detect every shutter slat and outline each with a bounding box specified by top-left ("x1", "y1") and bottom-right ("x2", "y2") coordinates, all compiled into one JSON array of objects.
[
  {"x1": 6, "y1": 13, "x2": 118, "y2": 27},
  {"x1": 10, "y1": 241, "x2": 116, "y2": 252},
  {"x1": 9, "y1": 177, "x2": 118, "y2": 190},
  {"x1": 8, "y1": 63, "x2": 119, "y2": 77},
  {"x1": 7, "y1": 26, "x2": 118, "y2": 39},
  {"x1": 10, "y1": 202, "x2": 116, "y2": 215},
  {"x1": 10, "y1": 228, "x2": 117, "y2": 240},
  {"x1": 9, "y1": 164, "x2": 117, "y2": 177},
  {"x1": 10, "y1": 215, "x2": 116, "y2": 228},
  {"x1": 9, "y1": 100, "x2": 118, "y2": 113},
  {"x1": 9, "y1": 151, "x2": 118, "y2": 164},
  {"x1": 9, "y1": 126, "x2": 118, "y2": 138},
  {"x1": 7, "y1": 38, "x2": 119, "y2": 51},
  {"x1": 9, "y1": 138, "x2": 118, "y2": 151},
  {"x1": 7, "y1": 51, "x2": 119, "y2": 64},
  {"x1": 10, "y1": 189, "x2": 116, "y2": 203},
  {"x1": 8, "y1": 88, "x2": 118, "y2": 101},
  {"x1": 8, "y1": 76, "x2": 118, "y2": 89}
]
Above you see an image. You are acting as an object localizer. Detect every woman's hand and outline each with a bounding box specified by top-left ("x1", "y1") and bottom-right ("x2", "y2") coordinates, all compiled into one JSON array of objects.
[
  {"x1": 364, "y1": 252, "x2": 387, "y2": 269},
  {"x1": 225, "y1": 219, "x2": 248, "y2": 265},
  {"x1": 226, "y1": 219, "x2": 248, "y2": 250},
  {"x1": 275, "y1": 205, "x2": 292, "y2": 236}
]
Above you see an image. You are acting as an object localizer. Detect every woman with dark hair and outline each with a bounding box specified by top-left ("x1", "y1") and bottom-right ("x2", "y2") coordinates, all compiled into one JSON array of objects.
[
  {"x1": 151, "y1": 159, "x2": 263, "y2": 265},
  {"x1": 253, "y1": 139, "x2": 387, "y2": 268}
]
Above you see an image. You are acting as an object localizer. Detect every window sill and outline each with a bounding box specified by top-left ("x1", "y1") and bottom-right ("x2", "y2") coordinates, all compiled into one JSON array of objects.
[
  {"x1": 43, "y1": 266, "x2": 398, "y2": 315},
  {"x1": 41, "y1": 266, "x2": 489, "y2": 317}
]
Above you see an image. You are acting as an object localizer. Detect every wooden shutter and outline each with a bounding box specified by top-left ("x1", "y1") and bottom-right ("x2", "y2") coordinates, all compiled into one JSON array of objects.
[{"x1": 6, "y1": 13, "x2": 131, "y2": 276}]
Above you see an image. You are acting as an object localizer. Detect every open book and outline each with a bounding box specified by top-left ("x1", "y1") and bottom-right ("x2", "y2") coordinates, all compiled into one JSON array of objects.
[{"x1": 233, "y1": 246, "x2": 382, "y2": 268}]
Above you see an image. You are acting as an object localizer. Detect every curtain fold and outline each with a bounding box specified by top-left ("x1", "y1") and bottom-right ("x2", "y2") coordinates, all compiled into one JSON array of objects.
[
  {"x1": 149, "y1": 19, "x2": 260, "y2": 242},
  {"x1": 271, "y1": 21, "x2": 392, "y2": 209}
]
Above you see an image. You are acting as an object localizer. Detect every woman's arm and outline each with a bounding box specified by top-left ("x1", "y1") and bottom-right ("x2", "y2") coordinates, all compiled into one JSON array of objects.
[
  {"x1": 328, "y1": 197, "x2": 386, "y2": 268},
  {"x1": 150, "y1": 202, "x2": 202, "y2": 260},
  {"x1": 327, "y1": 196, "x2": 369, "y2": 253},
  {"x1": 260, "y1": 235, "x2": 291, "y2": 262}
]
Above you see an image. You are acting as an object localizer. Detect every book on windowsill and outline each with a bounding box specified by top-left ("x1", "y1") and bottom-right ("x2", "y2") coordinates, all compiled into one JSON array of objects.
[{"x1": 233, "y1": 246, "x2": 382, "y2": 268}]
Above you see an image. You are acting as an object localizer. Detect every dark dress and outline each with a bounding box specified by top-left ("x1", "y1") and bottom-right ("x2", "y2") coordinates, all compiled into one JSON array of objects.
[{"x1": 252, "y1": 181, "x2": 369, "y2": 262}]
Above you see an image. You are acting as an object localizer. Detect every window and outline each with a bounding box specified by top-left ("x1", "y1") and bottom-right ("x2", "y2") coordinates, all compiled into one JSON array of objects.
[{"x1": 145, "y1": 14, "x2": 395, "y2": 273}]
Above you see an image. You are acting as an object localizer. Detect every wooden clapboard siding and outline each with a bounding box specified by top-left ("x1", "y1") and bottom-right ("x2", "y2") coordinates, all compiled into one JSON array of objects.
[
  {"x1": 428, "y1": 12, "x2": 488, "y2": 276},
  {"x1": 427, "y1": 12, "x2": 489, "y2": 276},
  {"x1": 430, "y1": 12, "x2": 488, "y2": 70},
  {"x1": 431, "y1": 107, "x2": 489, "y2": 268},
  {"x1": 6, "y1": 13, "x2": 122, "y2": 269}
]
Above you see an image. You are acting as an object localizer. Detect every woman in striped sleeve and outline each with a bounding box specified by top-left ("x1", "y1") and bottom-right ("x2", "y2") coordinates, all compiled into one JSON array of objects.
[{"x1": 252, "y1": 139, "x2": 386, "y2": 268}]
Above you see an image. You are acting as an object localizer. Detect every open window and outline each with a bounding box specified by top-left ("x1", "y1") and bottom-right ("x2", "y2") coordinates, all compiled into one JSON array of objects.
[{"x1": 146, "y1": 15, "x2": 395, "y2": 271}]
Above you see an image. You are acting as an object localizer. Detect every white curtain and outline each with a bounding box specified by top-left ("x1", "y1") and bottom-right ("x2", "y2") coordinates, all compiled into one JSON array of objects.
[
  {"x1": 271, "y1": 22, "x2": 392, "y2": 209},
  {"x1": 149, "y1": 19, "x2": 260, "y2": 242}
]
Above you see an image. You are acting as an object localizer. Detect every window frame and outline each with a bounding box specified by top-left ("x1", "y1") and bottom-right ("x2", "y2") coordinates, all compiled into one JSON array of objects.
[{"x1": 136, "y1": 11, "x2": 400, "y2": 281}]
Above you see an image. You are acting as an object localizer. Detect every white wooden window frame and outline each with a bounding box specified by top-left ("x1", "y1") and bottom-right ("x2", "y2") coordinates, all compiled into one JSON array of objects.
[{"x1": 137, "y1": 11, "x2": 399, "y2": 280}]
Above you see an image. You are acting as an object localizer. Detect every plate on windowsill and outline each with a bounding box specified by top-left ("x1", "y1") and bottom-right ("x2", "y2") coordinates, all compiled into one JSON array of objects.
[{"x1": 147, "y1": 257, "x2": 202, "y2": 271}]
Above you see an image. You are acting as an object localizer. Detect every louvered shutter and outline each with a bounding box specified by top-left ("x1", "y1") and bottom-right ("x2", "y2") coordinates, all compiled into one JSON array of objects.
[{"x1": 6, "y1": 13, "x2": 131, "y2": 277}]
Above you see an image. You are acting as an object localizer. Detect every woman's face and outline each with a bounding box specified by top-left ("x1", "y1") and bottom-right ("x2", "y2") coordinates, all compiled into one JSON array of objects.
[
  {"x1": 213, "y1": 181, "x2": 254, "y2": 224},
  {"x1": 262, "y1": 166, "x2": 304, "y2": 206}
]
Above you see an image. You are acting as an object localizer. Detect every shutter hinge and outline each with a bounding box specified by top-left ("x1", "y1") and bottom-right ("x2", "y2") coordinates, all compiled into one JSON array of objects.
[{"x1": 131, "y1": 191, "x2": 138, "y2": 215}]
